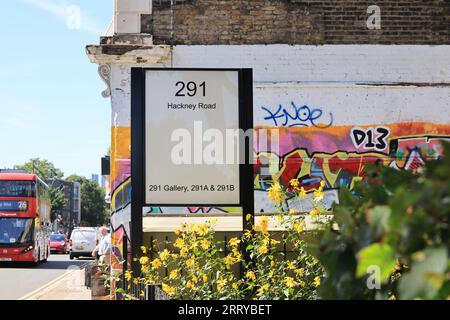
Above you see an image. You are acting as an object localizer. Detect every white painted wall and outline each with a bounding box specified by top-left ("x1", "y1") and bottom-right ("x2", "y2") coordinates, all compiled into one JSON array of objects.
[
  {"x1": 254, "y1": 85, "x2": 450, "y2": 127},
  {"x1": 109, "y1": 45, "x2": 450, "y2": 128},
  {"x1": 172, "y1": 45, "x2": 450, "y2": 83},
  {"x1": 114, "y1": 0, "x2": 152, "y2": 34}
]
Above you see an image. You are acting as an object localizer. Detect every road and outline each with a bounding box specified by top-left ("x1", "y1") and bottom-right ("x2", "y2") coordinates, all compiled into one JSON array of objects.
[{"x1": 0, "y1": 254, "x2": 93, "y2": 300}]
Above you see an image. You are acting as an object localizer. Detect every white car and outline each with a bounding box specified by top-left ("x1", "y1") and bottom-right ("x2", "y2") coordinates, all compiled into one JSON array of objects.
[{"x1": 69, "y1": 227, "x2": 98, "y2": 260}]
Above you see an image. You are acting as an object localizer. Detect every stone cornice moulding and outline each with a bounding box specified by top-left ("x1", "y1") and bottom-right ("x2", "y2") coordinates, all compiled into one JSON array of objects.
[{"x1": 86, "y1": 41, "x2": 171, "y2": 65}]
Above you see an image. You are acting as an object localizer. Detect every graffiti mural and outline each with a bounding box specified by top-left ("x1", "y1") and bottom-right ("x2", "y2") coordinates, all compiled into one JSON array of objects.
[
  {"x1": 109, "y1": 126, "x2": 131, "y2": 293},
  {"x1": 254, "y1": 122, "x2": 450, "y2": 212}
]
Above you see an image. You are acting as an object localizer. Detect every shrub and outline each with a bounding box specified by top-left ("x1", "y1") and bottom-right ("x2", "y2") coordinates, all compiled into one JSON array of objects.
[
  {"x1": 308, "y1": 142, "x2": 450, "y2": 300},
  {"x1": 118, "y1": 190, "x2": 325, "y2": 300}
]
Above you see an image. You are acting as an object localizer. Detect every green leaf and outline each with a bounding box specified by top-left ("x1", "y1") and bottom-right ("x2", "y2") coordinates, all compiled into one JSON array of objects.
[
  {"x1": 356, "y1": 243, "x2": 396, "y2": 283},
  {"x1": 398, "y1": 247, "x2": 448, "y2": 300},
  {"x1": 367, "y1": 205, "x2": 391, "y2": 237}
]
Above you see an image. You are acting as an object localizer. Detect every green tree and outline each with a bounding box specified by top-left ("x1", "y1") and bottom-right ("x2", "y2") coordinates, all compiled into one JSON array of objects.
[
  {"x1": 15, "y1": 158, "x2": 64, "y2": 180},
  {"x1": 67, "y1": 175, "x2": 107, "y2": 227},
  {"x1": 47, "y1": 186, "x2": 67, "y2": 220},
  {"x1": 66, "y1": 174, "x2": 88, "y2": 185}
]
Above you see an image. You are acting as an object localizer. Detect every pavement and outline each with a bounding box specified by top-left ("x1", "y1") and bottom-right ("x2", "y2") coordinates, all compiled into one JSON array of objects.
[{"x1": 0, "y1": 254, "x2": 93, "y2": 300}]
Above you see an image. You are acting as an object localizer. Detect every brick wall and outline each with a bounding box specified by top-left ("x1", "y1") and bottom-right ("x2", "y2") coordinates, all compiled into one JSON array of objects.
[{"x1": 150, "y1": 0, "x2": 450, "y2": 45}]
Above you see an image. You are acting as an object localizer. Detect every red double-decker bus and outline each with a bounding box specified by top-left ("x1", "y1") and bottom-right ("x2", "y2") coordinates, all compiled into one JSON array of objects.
[{"x1": 0, "y1": 173, "x2": 51, "y2": 264}]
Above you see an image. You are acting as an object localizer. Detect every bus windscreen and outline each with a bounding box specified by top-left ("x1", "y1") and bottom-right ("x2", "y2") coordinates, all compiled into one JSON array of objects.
[{"x1": 0, "y1": 218, "x2": 34, "y2": 245}]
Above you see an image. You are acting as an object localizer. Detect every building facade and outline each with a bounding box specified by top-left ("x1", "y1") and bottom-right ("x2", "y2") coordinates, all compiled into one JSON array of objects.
[
  {"x1": 46, "y1": 179, "x2": 81, "y2": 235},
  {"x1": 86, "y1": 0, "x2": 450, "y2": 292}
]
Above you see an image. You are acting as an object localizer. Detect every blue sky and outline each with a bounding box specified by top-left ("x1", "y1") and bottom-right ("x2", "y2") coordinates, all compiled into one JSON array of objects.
[{"x1": 0, "y1": 0, "x2": 113, "y2": 178}]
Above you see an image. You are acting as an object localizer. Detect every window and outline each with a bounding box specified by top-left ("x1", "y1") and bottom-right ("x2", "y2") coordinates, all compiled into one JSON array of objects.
[
  {"x1": 0, "y1": 218, "x2": 34, "y2": 245},
  {"x1": 50, "y1": 234, "x2": 65, "y2": 242},
  {"x1": 0, "y1": 181, "x2": 35, "y2": 197}
]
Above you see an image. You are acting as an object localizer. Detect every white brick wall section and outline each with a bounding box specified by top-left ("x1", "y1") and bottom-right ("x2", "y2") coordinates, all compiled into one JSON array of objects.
[{"x1": 172, "y1": 45, "x2": 450, "y2": 83}]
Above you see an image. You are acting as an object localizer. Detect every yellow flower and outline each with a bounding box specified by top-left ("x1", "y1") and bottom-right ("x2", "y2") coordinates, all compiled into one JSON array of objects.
[
  {"x1": 290, "y1": 179, "x2": 299, "y2": 187},
  {"x1": 139, "y1": 256, "x2": 149, "y2": 265},
  {"x1": 202, "y1": 274, "x2": 208, "y2": 282},
  {"x1": 224, "y1": 254, "x2": 235, "y2": 267},
  {"x1": 200, "y1": 239, "x2": 211, "y2": 250},
  {"x1": 217, "y1": 278, "x2": 227, "y2": 290},
  {"x1": 299, "y1": 187, "x2": 307, "y2": 198},
  {"x1": 196, "y1": 224, "x2": 209, "y2": 236},
  {"x1": 162, "y1": 283, "x2": 176, "y2": 296},
  {"x1": 287, "y1": 261, "x2": 296, "y2": 270},
  {"x1": 208, "y1": 218, "x2": 218, "y2": 225},
  {"x1": 255, "y1": 216, "x2": 269, "y2": 234},
  {"x1": 258, "y1": 245, "x2": 268, "y2": 255},
  {"x1": 246, "y1": 213, "x2": 252, "y2": 221},
  {"x1": 293, "y1": 220, "x2": 304, "y2": 233},
  {"x1": 232, "y1": 282, "x2": 239, "y2": 289},
  {"x1": 228, "y1": 237, "x2": 241, "y2": 247},
  {"x1": 246, "y1": 271, "x2": 256, "y2": 281},
  {"x1": 313, "y1": 188, "x2": 324, "y2": 203},
  {"x1": 284, "y1": 276, "x2": 297, "y2": 288},
  {"x1": 314, "y1": 276, "x2": 321, "y2": 287},
  {"x1": 174, "y1": 229, "x2": 180, "y2": 236},
  {"x1": 190, "y1": 240, "x2": 198, "y2": 250},
  {"x1": 267, "y1": 182, "x2": 283, "y2": 205},
  {"x1": 309, "y1": 208, "x2": 319, "y2": 217},
  {"x1": 150, "y1": 258, "x2": 162, "y2": 269},
  {"x1": 140, "y1": 290, "x2": 145, "y2": 297},
  {"x1": 188, "y1": 224, "x2": 197, "y2": 234},
  {"x1": 140, "y1": 246, "x2": 147, "y2": 254},
  {"x1": 271, "y1": 260, "x2": 276, "y2": 267},
  {"x1": 312, "y1": 257, "x2": 319, "y2": 265},
  {"x1": 192, "y1": 275, "x2": 198, "y2": 284},
  {"x1": 257, "y1": 284, "x2": 270, "y2": 296},
  {"x1": 299, "y1": 280, "x2": 306, "y2": 287},
  {"x1": 124, "y1": 270, "x2": 132, "y2": 282},
  {"x1": 244, "y1": 229, "x2": 252, "y2": 239},
  {"x1": 180, "y1": 246, "x2": 189, "y2": 257},
  {"x1": 174, "y1": 238, "x2": 185, "y2": 249},
  {"x1": 294, "y1": 268, "x2": 304, "y2": 277},
  {"x1": 186, "y1": 258, "x2": 195, "y2": 268},
  {"x1": 271, "y1": 239, "x2": 281, "y2": 245},
  {"x1": 169, "y1": 270, "x2": 178, "y2": 280},
  {"x1": 186, "y1": 280, "x2": 196, "y2": 290},
  {"x1": 289, "y1": 209, "x2": 296, "y2": 215},
  {"x1": 232, "y1": 249, "x2": 242, "y2": 262},
  {"x1": 133, "y1": 278, "x2": 139, "y2": 285},
  {"x1": 159, "y1": 249, "x2": 170, "y2": 261}
]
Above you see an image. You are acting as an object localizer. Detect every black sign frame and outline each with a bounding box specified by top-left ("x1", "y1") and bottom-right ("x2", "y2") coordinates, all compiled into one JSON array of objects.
[{"x1": 130, "y1": 68, "x2": 254, "y2": 273}]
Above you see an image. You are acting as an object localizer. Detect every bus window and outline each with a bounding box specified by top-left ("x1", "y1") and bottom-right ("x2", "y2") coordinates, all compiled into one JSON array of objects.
[{"x1": 0, "y1": 181, "x2": 35, "y2": 197}]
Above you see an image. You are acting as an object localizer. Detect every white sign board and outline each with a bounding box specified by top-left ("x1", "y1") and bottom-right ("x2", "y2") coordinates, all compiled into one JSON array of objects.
[{"x1": 144, "y1": 70, "x2": 240, "y2": 205}]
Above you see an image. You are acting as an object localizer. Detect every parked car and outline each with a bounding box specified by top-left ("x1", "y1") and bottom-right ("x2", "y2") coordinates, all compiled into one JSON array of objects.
[
  {"x1": 50, "y1": 233, "x2": 69, "y2": 254},
  {"x1": 69, "y1": 227, "x2": 98, "y2": 260}
]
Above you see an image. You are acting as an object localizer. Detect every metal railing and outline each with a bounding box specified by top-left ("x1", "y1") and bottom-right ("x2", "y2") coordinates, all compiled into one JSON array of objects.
[{"x1": 125, "y1": 281, "x2": 172, "y2": 300}]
